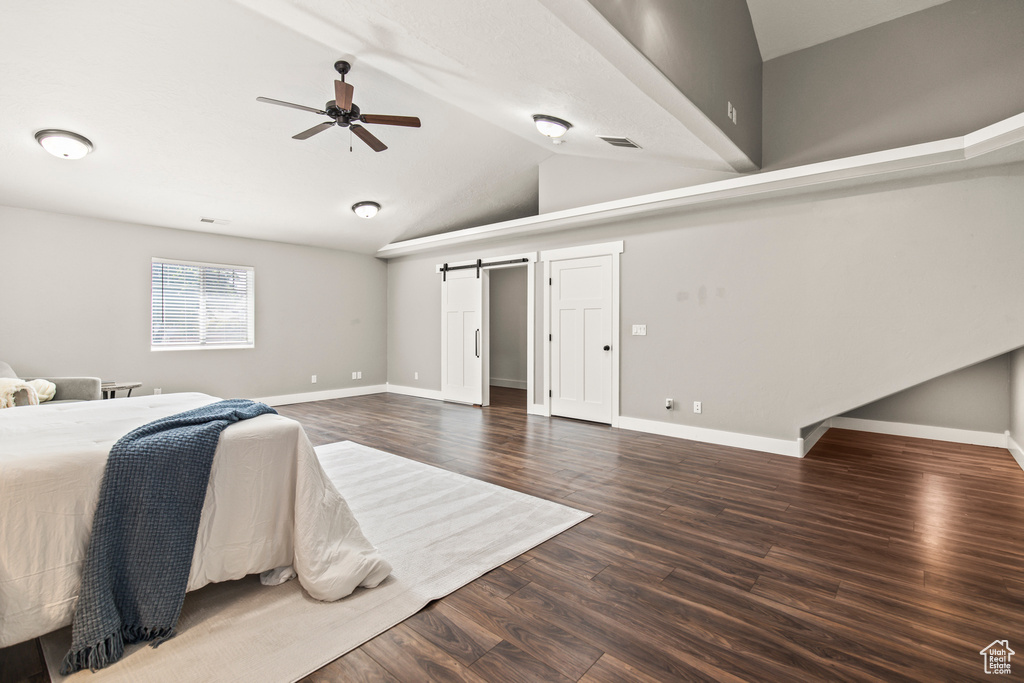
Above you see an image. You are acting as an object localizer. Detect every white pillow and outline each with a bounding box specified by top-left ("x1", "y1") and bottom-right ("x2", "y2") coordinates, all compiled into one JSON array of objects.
[{"x1": 27, "y1": 378, "x2": 56, "y2": 403}]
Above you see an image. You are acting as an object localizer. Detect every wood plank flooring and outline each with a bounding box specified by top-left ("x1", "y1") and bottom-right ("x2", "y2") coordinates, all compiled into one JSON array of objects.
[{"x1": 4, "y1": 387, "x2": 1023, "y2": 681}]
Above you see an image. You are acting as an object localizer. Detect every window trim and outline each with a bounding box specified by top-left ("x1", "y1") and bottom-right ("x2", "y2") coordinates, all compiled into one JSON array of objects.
[{"x1": 150, "y1": 257, "x2": 255, "y2": 352}]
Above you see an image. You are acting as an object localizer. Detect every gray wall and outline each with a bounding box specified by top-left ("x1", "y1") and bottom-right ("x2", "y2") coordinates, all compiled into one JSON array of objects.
[
  {"x1": 488, "y1": 267, "x2": 528, "y2": 387},
  {"x1": 0, "y1": 205, "x2": 387, "y2": 399},
  {"x1": 388, "y1": 162, "x2": 1024, "y2": 440},
  {"x1": 841, "y1": 354, "x2": 1011, "y2": 434},
  {"x1": 1012, "y1": 348, "x2": 1024, "y2": 447},
  {"x1": 586, "y1": 0, "x2": 762, "y2": 166},
  {"x1": 763, "y1": 0, "x2": 1024, "y2": 170}
]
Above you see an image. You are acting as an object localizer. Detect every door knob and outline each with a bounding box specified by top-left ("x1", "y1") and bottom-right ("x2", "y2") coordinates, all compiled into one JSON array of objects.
[{"x1": 603, "y1": 345, "x2": 611, "y2": 351}]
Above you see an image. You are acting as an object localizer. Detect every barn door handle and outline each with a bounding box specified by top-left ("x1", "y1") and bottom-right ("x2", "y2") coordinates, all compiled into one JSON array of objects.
[
  {"x1": 603, "y1": 345, "x2": 611, "y2": 351},
  {"x1": 476, "y1": 329, "x2": 481, "y2": 358}
]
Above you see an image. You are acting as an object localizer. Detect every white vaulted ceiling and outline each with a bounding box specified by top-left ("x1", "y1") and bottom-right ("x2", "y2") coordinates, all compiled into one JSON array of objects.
[
  {"x1": 0, "y1": 0, "x2": 738, "y2": 253},
  {"x1": 0, "y1": 0, "x2": 954, "y2": 253}
]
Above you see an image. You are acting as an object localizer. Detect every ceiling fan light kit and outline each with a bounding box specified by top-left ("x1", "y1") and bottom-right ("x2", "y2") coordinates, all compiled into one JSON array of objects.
[
  {"x1": 35, "y1": 129, "x2": 94, "y2": 159},
  {"x1": 257, "y1": 60, "x2": 421, "y2": 153},
  {"x1": 352, "y1": 201, "x2": 380, "y2": 219},
  {"x1": 532, "y1": 114, "x2": 572, "y2": 138}
]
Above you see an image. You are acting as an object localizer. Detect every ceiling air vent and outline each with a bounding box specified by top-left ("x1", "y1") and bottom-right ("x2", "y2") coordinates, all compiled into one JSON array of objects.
[
  {"x1": 597, "y1": 135, "x2": 641, "y2": 149},
  {"x1": 199, "y1": 217, "x2": 232, "y2": 226}
]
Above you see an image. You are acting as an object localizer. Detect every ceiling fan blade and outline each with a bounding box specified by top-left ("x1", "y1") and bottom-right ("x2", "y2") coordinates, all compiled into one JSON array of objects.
[
  {"x1": 350, "y1": 124, "x2": 388, "y2": 152},
  {"x1": 360, "y1": 114, "x2": 421, "y2": 128},
  {"x1": 335, "y1": 80, "x2": 354, "y2": 111},
  {"x1": 257, "y1": 97, "x2": 326, "y2": 115},
  {"x1": 292, "y1": 121, "x2": 335, "y2": 140}
]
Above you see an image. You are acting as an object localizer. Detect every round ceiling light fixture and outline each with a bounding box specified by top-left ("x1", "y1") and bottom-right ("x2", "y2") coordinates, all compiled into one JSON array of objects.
[
  {"x1": 35, "y1": 129, "x2": 94, "y2": 159},
  {"x1": 532, "y1": 114, "x2": 572, "y2": 138},
  {"x1": 352, "y1": 201, "x2": 381, "y2": 219}
]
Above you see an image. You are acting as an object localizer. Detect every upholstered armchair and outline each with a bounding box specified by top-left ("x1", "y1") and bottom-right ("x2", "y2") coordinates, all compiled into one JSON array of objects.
[{"x1": 0, "y1": 361, "x2": 102, "y2": 403}]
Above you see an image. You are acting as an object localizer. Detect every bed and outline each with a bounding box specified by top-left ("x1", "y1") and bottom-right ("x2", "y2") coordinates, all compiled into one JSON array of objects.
[{"x1": 0, "y1": 392, "x2": 391, "y2": 648}]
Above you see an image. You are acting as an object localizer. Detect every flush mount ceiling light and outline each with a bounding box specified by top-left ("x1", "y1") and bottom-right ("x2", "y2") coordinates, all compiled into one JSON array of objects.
[
  {"x1": 34, "y1": 129, "x2": 94, "y2": 159},
  {"x1": 532, "y1": 114, "x2": 572, "y2": 138},
  {"x1": 352, "y1": 201, "x2": 381, "y2": 219}
]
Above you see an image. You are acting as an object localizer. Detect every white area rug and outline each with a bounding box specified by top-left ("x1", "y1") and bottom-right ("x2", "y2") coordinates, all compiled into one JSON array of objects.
[{"x1": 41, "y1": 441, "x2": 590, "y2": 683}]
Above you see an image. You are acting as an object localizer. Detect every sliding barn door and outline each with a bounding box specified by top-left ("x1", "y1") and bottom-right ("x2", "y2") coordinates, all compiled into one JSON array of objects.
[
  {"x1": 441, "y1": 268, "x2": 489, "y2": 405},
  {"x1": 550, "y1": 255, "x2": 612, "y2": 423}
]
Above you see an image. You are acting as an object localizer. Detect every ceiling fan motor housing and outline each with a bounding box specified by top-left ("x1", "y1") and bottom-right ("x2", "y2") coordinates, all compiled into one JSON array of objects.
[{"x1": 326, "y1": 101, "x2": 359, "y2": 125}]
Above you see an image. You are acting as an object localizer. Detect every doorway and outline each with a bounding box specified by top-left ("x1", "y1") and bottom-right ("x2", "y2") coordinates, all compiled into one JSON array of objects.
[
  {"x1": 438, "y1": 253, "x2": 537, "y2": 409},
  {"x1": 489, "y1": 266, "x2": 529, "y2": 411}
]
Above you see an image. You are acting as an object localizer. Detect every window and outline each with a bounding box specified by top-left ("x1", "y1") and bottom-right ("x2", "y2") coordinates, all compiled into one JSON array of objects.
[{"x1": 151, "y1": 258, "x2": 254, "y2": 350}]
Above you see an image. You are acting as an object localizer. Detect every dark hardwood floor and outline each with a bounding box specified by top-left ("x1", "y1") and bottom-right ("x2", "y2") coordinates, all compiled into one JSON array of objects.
[{"x1": 4, "y1": 386, "x2": 1023, "y2": 681}]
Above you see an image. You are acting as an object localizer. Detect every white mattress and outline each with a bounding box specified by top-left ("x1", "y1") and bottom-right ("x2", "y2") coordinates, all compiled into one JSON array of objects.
[{"x1": 0, "y1": 393, "x2": 391, "y2": 647}]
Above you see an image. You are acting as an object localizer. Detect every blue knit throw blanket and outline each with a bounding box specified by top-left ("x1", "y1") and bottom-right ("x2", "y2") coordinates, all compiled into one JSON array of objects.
[{"x1": 60, "y1": 399, "x2": 277, "y2": 674}]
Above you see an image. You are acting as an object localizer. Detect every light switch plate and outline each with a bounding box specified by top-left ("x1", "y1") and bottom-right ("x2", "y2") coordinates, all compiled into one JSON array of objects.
[{"x1": 632, "y1": 324, "x2": 647, "y2": 336}]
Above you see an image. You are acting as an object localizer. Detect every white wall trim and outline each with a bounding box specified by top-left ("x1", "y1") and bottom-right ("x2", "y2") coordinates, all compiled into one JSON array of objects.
[
  {"x1": 1008, "y1": 434, "x2": 1024, "y2": 472},
  {"x1": 830, "y1": 416, "x2": 1009, "y2": 448},
  {"x1": 257, "y1": 384, "x2": 387, "y2": 406},
  {"x1": 491, "y1": 377, "x2": 527, "y2": 390},
  {"x1": 540, "y1": 240, "x2": 624, "y2": 261},
  {"x1": 376, "y1": 113, "x2": 1024, "y2": 259},
  {"x1": 526, "y1": 260, "x2": 536, "y2": 410},
  {"x1": 386, "y1": 383, "x2": 444, "y2": 401},
  {"x1": 617, "y1": 416, "x2": 804, "y2": 458},
  {"x1": 800, "y1": 419, "x2": 832, "y2": 456}
]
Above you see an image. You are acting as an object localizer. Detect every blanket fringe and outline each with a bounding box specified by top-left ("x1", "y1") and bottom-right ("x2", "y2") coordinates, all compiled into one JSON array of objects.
[
  {"x1": 59, "y1": 628, "x2": 125, "y2": 675},
  {"x1": 122, "y1": 623, "x2": 177, "y2": 647}
]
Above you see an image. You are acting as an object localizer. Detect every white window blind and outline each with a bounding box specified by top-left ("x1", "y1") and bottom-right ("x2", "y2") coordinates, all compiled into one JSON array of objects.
[{"x1": 151, "y1": 258, "x2": 254, "y2": 350}]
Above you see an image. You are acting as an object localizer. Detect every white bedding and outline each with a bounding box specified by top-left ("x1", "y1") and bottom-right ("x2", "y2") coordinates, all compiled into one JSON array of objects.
[{"x1": 0, "y1": 393, "x2": 391, "y2": 648}]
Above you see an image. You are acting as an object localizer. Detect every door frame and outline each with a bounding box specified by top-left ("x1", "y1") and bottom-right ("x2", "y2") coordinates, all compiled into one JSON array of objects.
[
  {"x1": 436, "y1": 252, "x2": 537, "y2": 407},
  {"x1": 540, "y1": 241, "x2": 623, "y2": 426}
]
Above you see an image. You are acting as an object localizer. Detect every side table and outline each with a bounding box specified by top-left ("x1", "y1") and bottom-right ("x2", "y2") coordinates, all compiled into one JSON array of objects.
[{"x1": 101, "y1": 381, "x2": 142, "y2": 399}]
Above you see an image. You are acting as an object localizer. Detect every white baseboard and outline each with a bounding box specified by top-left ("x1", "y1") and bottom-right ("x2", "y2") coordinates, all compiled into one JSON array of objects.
[
  {"x1": 527, "y1": 403, "x2": 549, "y2": 417},
  {"x1": 386, "y1": 383, "x2": 444, "y2": 401},
  {"x1": 257, "y1": 384, "x2": 387, "y2": 407},
  {"x1": 830, "y1": 416, "x2": 1008, "y2": 448},
  {"x1": 617, "y1": 416, "x2": 803, "y2": 458},
  {"x1": 491, "y1": 377, "x2": 528, "y2": 390},
  {"x1": 1006, "y1": 434, "x2": 1024, "y2": 472},
  {"x1": 800, "y1": 420, "x2": 832, "y2": 456}
]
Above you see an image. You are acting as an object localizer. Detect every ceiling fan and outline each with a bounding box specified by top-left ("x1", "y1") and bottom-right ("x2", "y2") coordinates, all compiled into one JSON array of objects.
[{"x1": 257, "y1": 60, "x2": 421, "y2": 152}]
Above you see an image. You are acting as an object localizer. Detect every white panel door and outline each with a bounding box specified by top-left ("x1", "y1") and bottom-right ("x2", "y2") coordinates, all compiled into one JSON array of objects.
[
  {"x1": 441, "y1": 268, "x2": 487, "y2": 405},
  {"x1": 550, "y1": 255, "x2": 612, "y2": 423}
]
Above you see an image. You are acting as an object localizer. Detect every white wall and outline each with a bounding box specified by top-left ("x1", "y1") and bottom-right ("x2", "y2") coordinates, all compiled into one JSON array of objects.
[
  {"x1": 538, "y1": 155, "x2": 736, "y2": 214},
  {"x1": 0, "y1": 205, "x2": 388, "y2": 399},
  {"x1": 1011, "y1": 348, "x2": 1024, "y2": 452},
  {"x1": 387, "y1": 163, "x2": 1024, "y2": 441},
  {"x1": 488, "y1": 267, "x2": 528, "y2": 389}
]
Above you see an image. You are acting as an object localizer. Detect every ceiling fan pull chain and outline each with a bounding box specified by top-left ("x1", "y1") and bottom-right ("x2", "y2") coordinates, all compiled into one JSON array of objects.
[{"x1": 350, "y1": 128, "x2": 353, "y2": 153}]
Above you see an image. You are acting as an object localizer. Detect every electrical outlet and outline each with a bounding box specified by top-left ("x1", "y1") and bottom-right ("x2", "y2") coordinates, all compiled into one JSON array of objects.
[
  {"x1": 632, "y1": 324, "x2": 647, "y2": 336},
  {"x1": 727, "y1": 101, "x2": 737, "y2": 125},
  {"x1": 665, "y1": 398, "x2": 673, "y2": 410},
  {"x1": 352, "y1": 371, "x2": 357, "y2": 379},
  {"x1": 414, "y1": 372, "x2": 419, "y2": 380},
  {"x1": 693, "y1": 401, "x2": 702, "y2": 414},
  {"x1": 311, "y1": 374, "x2": 317, "y2": 384},
  {"x1": 154, "y1": 388, "x2": 162, "y2": 395},
  {"x1": 356, "y1": 371, "x2": 362, "y2": 380}
]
